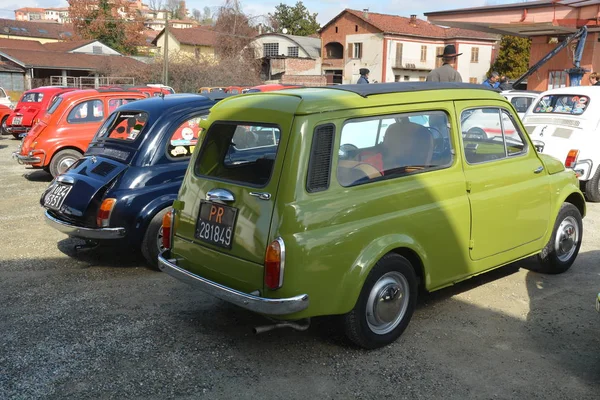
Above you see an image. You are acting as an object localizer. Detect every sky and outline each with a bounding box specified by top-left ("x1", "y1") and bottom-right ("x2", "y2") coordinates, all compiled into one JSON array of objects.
[{"x1": 0, "y1": 0, "x2": 520, "y2": 25}]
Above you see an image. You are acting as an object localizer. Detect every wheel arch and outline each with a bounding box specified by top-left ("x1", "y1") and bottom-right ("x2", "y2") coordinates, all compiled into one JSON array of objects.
[
  {"x1": 564, "y1": 191, "x2": 586, "y2": 218},
  {"x1": 130, "y1": 195, "x2": 176, "y2": 245},
  {"x1": 47, "y1": 145, "x2": 85, "y2": 166}
]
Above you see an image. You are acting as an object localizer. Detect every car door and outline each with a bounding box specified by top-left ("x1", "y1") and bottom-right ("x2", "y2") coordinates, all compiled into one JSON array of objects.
[{"x1": 457, "y1": 101, "x2": 551, "y2": 261}]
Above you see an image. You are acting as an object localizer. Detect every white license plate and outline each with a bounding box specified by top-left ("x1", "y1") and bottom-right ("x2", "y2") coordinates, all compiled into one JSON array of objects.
[
  {"x1": 44, "y1": 184, "x2": 72, "y2": 210},
  {"x1": 13, "y1": 116, "x2": 22, "y2": 125}
]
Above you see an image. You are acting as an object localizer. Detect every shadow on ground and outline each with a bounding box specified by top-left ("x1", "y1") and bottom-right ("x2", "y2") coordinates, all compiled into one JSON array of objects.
[{"x1": 23, "y1": 169, "x2": 53, "y2": 182}]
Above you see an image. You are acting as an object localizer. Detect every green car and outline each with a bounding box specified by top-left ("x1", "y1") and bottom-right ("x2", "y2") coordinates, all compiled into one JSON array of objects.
[{"x1": 159, "y1": 83, "x2": 585, "y2": 349}]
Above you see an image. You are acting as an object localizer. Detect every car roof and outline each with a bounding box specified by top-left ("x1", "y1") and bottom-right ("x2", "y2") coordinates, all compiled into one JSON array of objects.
[
  {"x1": 25, "y1": 86, "x2": 74, "y2": 93},
  {"x1": 538, "y1": 86, "x2": 600, "y2": 95},
  {"x1": 116, "y1": 93, "x2": 215, "y2": 114},
  {"x1": 226, "y1": 82, "x2": 507, "y2": 116},
  {"x1": 58, "y1": 88, "x2": 147, "y2": 101}
]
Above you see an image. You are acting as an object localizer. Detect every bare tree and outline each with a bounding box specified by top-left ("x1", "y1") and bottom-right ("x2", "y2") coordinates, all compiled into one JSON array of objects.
[
  {"x1": 191, "y1": 8, "x2": 201, "y2": 21},
  {"x1": 147, "y1": 0, "x2": 163, "y2": 11}
]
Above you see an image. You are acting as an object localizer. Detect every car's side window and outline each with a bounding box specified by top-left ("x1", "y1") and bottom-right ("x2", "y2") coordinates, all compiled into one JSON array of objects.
[
  {"x1": 167, "y1": 114, "x2": 208, "y2": 158},
  {"x1": 510, "y1": 96, "x2": 533, "y2": 114},
  {"x1": 108, "y1": 98, "x2": 139, "y2": 113},
  {"x1": 337, "y1": 111, "x2": 452, "y2": 187},
  {"x1": 67, "y1": 99, "x2": 104, "y2": 123},
  {"x1": 461, "y1": 107, "x2": 527, "y2": 164}
]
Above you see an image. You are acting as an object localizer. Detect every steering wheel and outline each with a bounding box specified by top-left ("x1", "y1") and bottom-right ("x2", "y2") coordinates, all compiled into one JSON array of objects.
[
  {"x1": 427, "y1": 127, "x2": 446, "y2": 154},
  {"x1": 339, "y1": 143, "x2": 359, "y2": 159},
  {"x1": 465, "y1": 127, "x2": 487, "y2": 140}
]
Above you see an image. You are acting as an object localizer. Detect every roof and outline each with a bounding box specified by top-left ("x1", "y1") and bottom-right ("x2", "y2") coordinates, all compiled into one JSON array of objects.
[
  {"x1": 254, "y1": 33, "x2": 321, "y2": 59},
  {"x1": 0, "y1": 19, "x2": 74, "y2": 40},
  {"x1": 0, "y1": 61, "x2": 23, "y2": 73},
  {"x1": 321, "y1": 9, "x2": 497, "y2": 40},
  {"x1": 152, "y1": 26, "x2": 218, "y2": 47},
  {"x1": 15, "y1": 8, "x2": 45, "y2": 13},
  {"x1": 0, "y1": 38, "x2": 46, "y2": 51},
  {"x1": 0, "y1": 48, "x2": 145, "y2": 71},
  {"x1": 536, "y1": 86, "x2": 600, "y2": 95},
  {"x1": 231, "y1": 82, "x2": 506, "y2": 115},
  {"x1": 43, "y1": 40, "x2": 96, "y2": 52},
  {"x1": 425, "y1": 0, "x2": 553, "y2": 16}
]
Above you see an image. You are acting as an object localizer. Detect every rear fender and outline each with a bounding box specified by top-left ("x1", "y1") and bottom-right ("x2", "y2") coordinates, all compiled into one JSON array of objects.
[
  {"x1": 334, "y1": 234, "x2": 428, "y2": 314},
  {"x1": 129, "y1": 194, "x2": 177, "y2": 244}
]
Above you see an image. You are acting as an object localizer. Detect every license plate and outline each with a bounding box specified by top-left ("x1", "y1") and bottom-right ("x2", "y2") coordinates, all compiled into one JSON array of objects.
[
  {"x1": 43, "y1": 184, "x2": 72, "y2": 210},
  {"x1": 195, "y1": 201, "x2": 238, "y2": 249},
  {"x1": 13, "y1": 116, "x2": 22, "y2": 125}
]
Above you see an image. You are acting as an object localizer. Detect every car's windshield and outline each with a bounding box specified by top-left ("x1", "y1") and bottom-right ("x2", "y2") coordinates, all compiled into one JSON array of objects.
[{"x1": 532, "y1": 94, "x2": 589, "y2": 115}]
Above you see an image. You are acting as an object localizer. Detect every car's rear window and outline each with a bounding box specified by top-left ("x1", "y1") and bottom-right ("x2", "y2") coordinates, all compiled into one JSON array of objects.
[
  {"x1": 96, "y1": 111, "x2": 149, "y2": 142},
  {"x1": 532, "y1": 94, "x2": 589, "y2": 115},
  {"x1": 20, "y1": 92, "x2": 44, "y2": 103},
  {"x1": 195, "y1": 123, "x2": 281, "y2": 187}
]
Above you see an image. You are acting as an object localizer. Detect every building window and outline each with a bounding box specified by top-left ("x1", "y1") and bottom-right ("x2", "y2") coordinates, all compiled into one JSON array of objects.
[
  {"x1": 92, "y1": 46, "x2": 103, "y2": 54},
  {"x1": 263, "y1": 43, "x2": 279, "y2": 57},
  {"x1": 394, "y1": 75, "x2": 400, "y2": 82},
  {"x1": 471, "y1": 47, "x2": 479, "y2": 63},
  {"x1": 469, "y1": 77, "x2": 478, "y2": 84},
  {"x1": 287, "y1": 46, "x2": 299, "y2": 57},
  {"x1": 419, "y1": 76, "x2": 426, "y2": 81},
  {"x1": 436, "y1": 46, "x2": 444, "y2": 68},
  {"x1": 404, "y1": 76, "x2": 410, "y2": 81},
  {"x1": 335, "y1": 26, "x2": 338, "y2": 33},
  {"x1": 395, "y1": 43, "x2": 403, "y2": 67},
  {"x1": 355, "y1": 25, "x2": 358, "y2": 32},
  {"x1": 348, "y1": 43, "x2": 362, "y2": 59},
  {"x1": 548, "y1": 70, "x2": 568, "y2": 89},
  {"x1": 325, "y1": 42, "x2": 343, "y2": 59},
  {"x1": 420, "y1": 46, "x2": 427, "y2": 62}
]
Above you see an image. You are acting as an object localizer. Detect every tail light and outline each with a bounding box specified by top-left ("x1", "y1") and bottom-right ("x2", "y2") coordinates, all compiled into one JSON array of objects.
[
  {"x1": 565, "y1": 150, "x2": 580, "y2": 169},
  {"x1": 264, "y1": 237, "x2": 285, "y2": 290},
  {"x1": 96, "y1": 198, "x2": 116, "y2": 227},
  {"x1": 162, "y1": 209, "x2": 174, "y2": 250}
]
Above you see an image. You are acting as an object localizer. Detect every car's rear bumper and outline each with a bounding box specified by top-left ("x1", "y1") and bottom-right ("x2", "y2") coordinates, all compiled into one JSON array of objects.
[
  {"x1": 158, "y1": 250, "x2": 309, "y2": 315},
  {"x1": 12, "y1": 149, "x2": 45, "y2": 165},
  {"x1": 44, "y1": 210, "x2": 126, "y2": 240}
]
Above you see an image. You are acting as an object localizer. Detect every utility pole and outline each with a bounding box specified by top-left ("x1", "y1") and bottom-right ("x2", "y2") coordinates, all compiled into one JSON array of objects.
[{"x1": 163, "y1": 11, "x2": 169, "y2": 86}]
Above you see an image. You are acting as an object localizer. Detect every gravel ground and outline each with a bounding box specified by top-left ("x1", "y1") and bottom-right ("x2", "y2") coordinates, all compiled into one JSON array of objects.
[{"x1": 0, "y1": 134, "x2": 599, "y2": 400}]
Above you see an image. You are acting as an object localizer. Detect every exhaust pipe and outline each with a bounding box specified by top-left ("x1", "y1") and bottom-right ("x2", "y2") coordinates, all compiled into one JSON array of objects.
[{"x1": 253, "y1": 318, "x2": 310, "y2": 334}]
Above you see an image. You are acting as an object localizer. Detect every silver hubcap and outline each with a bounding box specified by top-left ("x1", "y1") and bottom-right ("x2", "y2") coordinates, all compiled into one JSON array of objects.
[
  {"x1": 156, "y1": 226, "x2": 164, "y2": 253},
  {"x1": 366, "y1": 271, "x2": 409, "y2": 335},
  {"x1": 554, "y1": 216, "x2": 579, "y2": 262},
  {"x1": 58, "y1": 157, "x2": 77, "y2": 174}
]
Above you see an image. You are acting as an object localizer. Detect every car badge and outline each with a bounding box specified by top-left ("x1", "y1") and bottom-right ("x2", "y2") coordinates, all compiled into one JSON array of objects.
[{"x1": 90, "y1": 156, "x2": 97, "y2": 164}]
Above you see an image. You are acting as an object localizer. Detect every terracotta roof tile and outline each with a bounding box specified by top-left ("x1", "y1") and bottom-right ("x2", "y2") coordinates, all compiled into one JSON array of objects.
[
  {"x1": 334, "y1": 9, "x2": 497, "y2": 40},
  {"x1": 0, "y1": 19, "x2": 74, "y2": 40},
  {"x1": 0, "y1": 38, "x2": 46, "y2": 51},
  {"x1": 0, "y1": 48, "x2": 144, "y2": 71},
  {"x1": 161, "y1": 26, "x2": 218, "y2": 46}
]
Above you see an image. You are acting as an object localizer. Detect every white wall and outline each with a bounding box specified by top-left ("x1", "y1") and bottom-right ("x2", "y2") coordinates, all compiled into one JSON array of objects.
[
  {"x1": 384, "y1": 38, "x2": 446, "y2": 83},
  {"x1": 251, "y1": 36, "x2": 315, "y2": 58},
  {"x1": 456, "y1": 42, "x2": 494, "y2": 84},
  {"x1": 73, "y1": 41, "x2": 121, "y2": 56},
  {"x1": 345, "y1": 33, "x2": 383, "y2": 84}
]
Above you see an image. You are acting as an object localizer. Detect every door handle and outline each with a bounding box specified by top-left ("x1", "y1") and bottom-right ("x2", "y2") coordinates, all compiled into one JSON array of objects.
[
  {"x1": 533, "y1": 166, "x2": 544, "y2": 174},
  {"x1": 206, "y1": 188, "x2": 235, "y2": 203},
  {"x1": 249, "y1": 192, "x2": 271, "y2": 200}
]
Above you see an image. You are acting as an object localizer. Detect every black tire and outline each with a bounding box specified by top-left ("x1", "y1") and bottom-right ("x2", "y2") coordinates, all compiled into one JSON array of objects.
[
  {"x1": 49, "y1": 149, "x2": 82, "y2": 177},
  {"x1": 141, "y1": 208, "x2": 169, "y2": 271},
  {"x1": 536, "y1": 203, "x2": 583, "y2": 274},
  {"x1": 1, "y1": 115, "x2": 8, "y2": 135},
  {"x1": 584, "y1": 167, "x2": 600, "y2": 202},
  {"x1": 342, "y1": 253, "x2": 418, "y2": 349}
]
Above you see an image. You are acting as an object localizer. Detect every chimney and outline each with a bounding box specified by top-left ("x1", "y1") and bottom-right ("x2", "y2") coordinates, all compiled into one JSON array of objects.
[
  {"x1": 410, "y1": 14, "x2": 417, "y2": 26},
  {"x1": 363, "y1": 8, "x2": 369, "y2": 19}
]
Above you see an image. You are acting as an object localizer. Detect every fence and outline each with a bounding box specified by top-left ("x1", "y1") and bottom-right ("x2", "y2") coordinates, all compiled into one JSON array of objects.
[{"x1": 49, "y1": 76, "x2": 136, "y2": 88}]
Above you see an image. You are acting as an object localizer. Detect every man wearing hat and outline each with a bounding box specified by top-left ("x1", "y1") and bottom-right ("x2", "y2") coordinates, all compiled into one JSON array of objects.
[
  {"x1": 426, "y1": 45, "x2": 463, "y2": 83},
  {"x1": 357, "y1": 68, "x2": 370, "y2": 84}
]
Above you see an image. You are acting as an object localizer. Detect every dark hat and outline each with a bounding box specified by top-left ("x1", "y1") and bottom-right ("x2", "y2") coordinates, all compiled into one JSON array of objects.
[
  {"x1": 359, "y1": 68, "x2": 370, "y2": 75},
  {"x1": 437, "y1": 44, "x2": 462, "y2": 58}
]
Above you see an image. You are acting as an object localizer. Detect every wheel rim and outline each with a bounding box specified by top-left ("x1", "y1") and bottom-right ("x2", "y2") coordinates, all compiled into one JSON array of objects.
[
  {"x1": 365, "y1": 271, "x2": 410, "y2": 335},
  {"x1": 57, "y1": 156, "x2": 77, "y2": 175},
  {"x1": 156, "y1": 226, "x2": 164, "y2": 253},
  {"x1": 554, "y1": 216, "x2": 579, "y2": 262}
]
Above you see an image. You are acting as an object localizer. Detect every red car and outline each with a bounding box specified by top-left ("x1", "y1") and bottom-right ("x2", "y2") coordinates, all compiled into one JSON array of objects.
[
  {"x1": 13, "y1": 88, "x2": 146, "y2": 177},
  {"x1": 0, "y1": 105, "x2": 11, "y2": 134},
  {"x1": 243, "y1": 84, "x2": 300, "y2": 93},
  {"x1": 99, "y1": 85, "x2": 173, "y2": 98},
  {"x1": 4, "y1": 86, "x2": 77, "y2": 139}
]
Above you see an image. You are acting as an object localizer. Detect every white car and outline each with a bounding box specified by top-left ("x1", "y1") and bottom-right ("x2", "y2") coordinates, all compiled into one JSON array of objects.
[
  {"x1": 0, "y1": 87, "x2": 12, "y2": 109},
  {"x1": 522, "y1": 86, "x2": 600, "y2": 201},
  {"x1": 502, "y1": 90, "x2": 540, "y2": 119}
]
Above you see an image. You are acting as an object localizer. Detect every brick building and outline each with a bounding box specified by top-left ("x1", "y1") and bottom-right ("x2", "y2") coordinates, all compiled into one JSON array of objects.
[{"x1": 319, "y1": 9, "x2": 498, "y2": 84}]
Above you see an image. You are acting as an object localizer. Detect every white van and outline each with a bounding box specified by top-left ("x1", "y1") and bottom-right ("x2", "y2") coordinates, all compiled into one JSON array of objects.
[{"x1": 522, "y1": 86, "x2": 600, "y2": 201}]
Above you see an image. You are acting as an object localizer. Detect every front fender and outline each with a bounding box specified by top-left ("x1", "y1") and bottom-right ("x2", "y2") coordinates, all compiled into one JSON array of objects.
[{"x1": 334, "y1": 234, "x2": 428, "y2": 315}]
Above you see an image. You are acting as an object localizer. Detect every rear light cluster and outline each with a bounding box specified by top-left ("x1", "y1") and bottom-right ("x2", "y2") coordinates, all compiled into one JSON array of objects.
[
  {"x1": 161, "y1": 209, "x2": 174, "y2": 250},
  {"x1": 96, "y1": 198, "x2": 116, "y2": 227},
  {"x1": 264, "y1": 237, "x2": 285, "y2": 290},
  {"x1": 565, "y1": 149, "x2": 579, "y2": 169}
]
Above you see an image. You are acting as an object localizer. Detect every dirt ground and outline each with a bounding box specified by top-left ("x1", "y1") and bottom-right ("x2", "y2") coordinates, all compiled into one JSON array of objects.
[{"x1": 0, "y1": 134, "x2": 599, "y2": 399}]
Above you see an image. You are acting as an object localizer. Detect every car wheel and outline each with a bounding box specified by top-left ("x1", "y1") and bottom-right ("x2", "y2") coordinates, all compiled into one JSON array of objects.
[
  {"x1": 342, "y1": 253, "x2": 418, "y2": 349},
  {"x1": 536, "y1": 203, "x2": 582, "y2": 274},
  {"x1": 584, "y1": 167, "x2": 600, "y2": 202},
  {"x1": 49, "y1": 149, "x2": 82, "y2": 177},
  {"x1": 1, "y1": 115, "x2": 8, "y2": 135},
  {"x1": 141, "y1": 208, "x2": 169, "y2": 271}
]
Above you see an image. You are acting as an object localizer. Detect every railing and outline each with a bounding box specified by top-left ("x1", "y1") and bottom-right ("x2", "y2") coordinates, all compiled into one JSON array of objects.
[
  {"x1": 49, "y1": 76, "x2": 136, "y2": 88},
  {"x1": 392, "y1": 58, "x2": 436, "y2": 70}
]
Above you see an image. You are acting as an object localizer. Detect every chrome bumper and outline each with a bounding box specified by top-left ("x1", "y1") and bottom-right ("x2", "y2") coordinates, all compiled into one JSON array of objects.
[
  {"x1": 158, "y1": 250, "x2": 309, "y2": 315},
  {"x1": 44, "y1": 210, "x2": 126, "y2": 240},
  {"x1": 13, "y1": 152, "x2": 41, "y2": 164}
]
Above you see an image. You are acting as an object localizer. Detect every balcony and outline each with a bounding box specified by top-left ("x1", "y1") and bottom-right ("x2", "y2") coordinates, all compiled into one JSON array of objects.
[{"x1": 392, "y1": 58, "x2": 436, "y2": 71}]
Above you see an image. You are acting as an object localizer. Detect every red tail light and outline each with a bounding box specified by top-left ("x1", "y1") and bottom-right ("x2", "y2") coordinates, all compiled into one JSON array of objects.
[
  {"x1": 565, "y1": 149, "x2": 579, "y2": 169},
  {"x1": 96, "y1": 198, "x2": 116, "y2": 227},
  {"x1": 265, "y1": 238, "x2": 285, "y2": 290},
  {"x1": 162, "y1": 209, "x2": 174, "y2": 250}
]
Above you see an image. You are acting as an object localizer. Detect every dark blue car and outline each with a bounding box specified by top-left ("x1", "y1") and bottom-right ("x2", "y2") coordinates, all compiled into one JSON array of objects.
[{"x1": 40, "y1": 93, "x2": 230, "y2": 268}]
